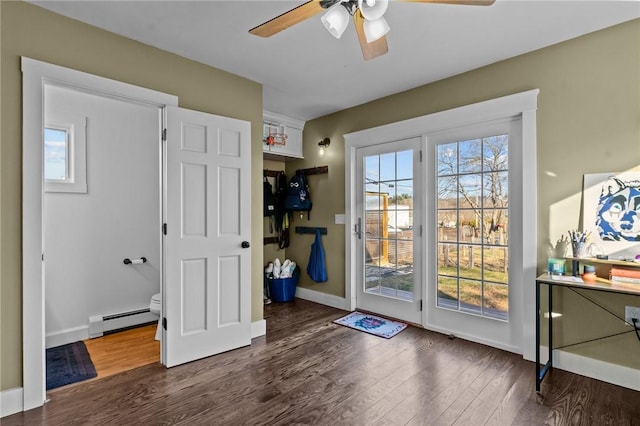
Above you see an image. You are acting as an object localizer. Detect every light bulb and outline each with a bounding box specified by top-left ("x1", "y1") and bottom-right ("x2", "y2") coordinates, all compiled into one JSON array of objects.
[
  {"x1": 363, "y1": 16, "x2": 390, "y2": 43},
  {"x1": 321, "y1": 5, "x2": 349, "y2": 39}
]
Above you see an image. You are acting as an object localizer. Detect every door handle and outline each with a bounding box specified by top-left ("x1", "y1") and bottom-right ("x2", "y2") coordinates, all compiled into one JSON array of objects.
[
  {"x1": 355, "y1": 218, "x2": 362, "y2": 240},
  {"x1": 241, "y1": 241, "x2": 250, "y2": 248}
]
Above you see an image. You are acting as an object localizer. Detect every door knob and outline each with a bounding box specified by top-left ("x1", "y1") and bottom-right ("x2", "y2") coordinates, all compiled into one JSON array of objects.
[{"x1": 241, "y1": 241, "x2": 250, "y2": 248}]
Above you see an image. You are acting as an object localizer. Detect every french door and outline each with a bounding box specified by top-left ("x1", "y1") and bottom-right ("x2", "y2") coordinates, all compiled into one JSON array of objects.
[
  {"x1": 355, "y1": 137, "x2": 422, "y2": 324},
  {"x1": 425, "y1": 118, "x2": 522, "y2": 352}
]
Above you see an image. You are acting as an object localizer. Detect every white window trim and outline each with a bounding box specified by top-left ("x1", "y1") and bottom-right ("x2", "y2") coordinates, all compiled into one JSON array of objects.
[
  {"x1": 345, "y1": 89, "x2": 538, "y2": 360},
  {"x1": 44, "y1": 113, "x2": 87, "y2": 193}
]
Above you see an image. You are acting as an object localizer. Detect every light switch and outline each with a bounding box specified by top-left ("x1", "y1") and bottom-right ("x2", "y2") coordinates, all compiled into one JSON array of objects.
[{"x1": 335, "y1": 214, "x2": 345, "y2": 225}]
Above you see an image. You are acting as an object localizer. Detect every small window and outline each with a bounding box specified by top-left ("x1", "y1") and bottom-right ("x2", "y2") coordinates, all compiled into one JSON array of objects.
[
  {"x1": 44, "y1": 127, "x2": 69, "y2": 181},
  {"x1": 44, "y1": 115, "x2": 87, "y2": 193}
]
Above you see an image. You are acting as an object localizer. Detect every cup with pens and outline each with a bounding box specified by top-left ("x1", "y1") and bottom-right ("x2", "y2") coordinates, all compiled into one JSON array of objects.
[{"x1": 569, "y1": 229, "x2": 590, "y2": 258}]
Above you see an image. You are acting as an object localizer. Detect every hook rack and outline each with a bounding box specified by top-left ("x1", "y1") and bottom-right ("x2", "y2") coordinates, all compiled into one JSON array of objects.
[
  {"x1": 263, "y1": 169, "x2": 282, "y2": 178},
  {"x1": 296, "y1": 166, "x2": 328, "y2": 176},
  {"x1": 295, "y1": 227, "x2": 327, "y2": 235}
]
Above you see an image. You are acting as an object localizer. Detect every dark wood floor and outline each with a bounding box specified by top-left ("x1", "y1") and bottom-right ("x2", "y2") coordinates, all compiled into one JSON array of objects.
[{"x1": 6, "y1": 299, "x2": 639, "y2": 425}]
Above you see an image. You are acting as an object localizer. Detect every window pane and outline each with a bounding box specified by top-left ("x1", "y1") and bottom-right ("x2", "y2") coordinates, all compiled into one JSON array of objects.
[
  {"x1": 458, "y1": 139, "x2": 482, "y2": 174},
  {"x1": 379, "y1": 152, "x2": 395, "y2": 182},
  {"x1": 44, "y1": 128, "x2": 68, "y2": 181},
  {"x1": 437, "y1": 211, "x2": 458, "y2": 242},
  {"x1": 483, "y1": 247, "x2": 508, "y2": 283},
  {"x1": 459, "y1": 245, "x2": 482, "y2": 280},
  {"x1": 365, "y1": 155, "x2": 379, "y2": 183},
  {"x1": 459, "y1": 173, "x2": 482, "y2": 209},
  {"x1": 437, "y1": 275, "x2": 458, "y2": 309},
  {"x1": 438, "y1": 176, "x2": 457, "y2": 209},
  {"x1": 483, "y1": 135, "x2": 508, "y2": 172},
  {"x1": 437, "y1": 143, "x2": 457, "y2": 176},
  {"x1": 459, "y1": 279, "x2": 482, "y2": 315},
  {"x1": 484, "y1": 283, "x2": 508, "y2": 320},
  {"x1": 396, "y1": 150, "x2": 413, "y2": 180},
  {"x1": 437, "y1": 243, "x2": 458, "y2": 274},
  {"x1": 483, "y1": 171, "x2": 508, "y2": 209},
  {"x1": 482, "y1": 209, "x2": 508, "y2": 246}
]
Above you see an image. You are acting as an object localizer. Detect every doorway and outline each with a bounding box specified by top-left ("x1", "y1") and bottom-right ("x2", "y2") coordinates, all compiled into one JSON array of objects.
[
  {"x1": 23, "y1": 58, "x2": 253, "y2": 410},
  {"x1": 344, "y1": 89, "x2": 539, "y2": 358},
  {"x1": 354, "y1": 137, "x2": 422, "y2": 324},
  {"x1": 43, "y1": 84, "x2": 163, "y2": 389}
]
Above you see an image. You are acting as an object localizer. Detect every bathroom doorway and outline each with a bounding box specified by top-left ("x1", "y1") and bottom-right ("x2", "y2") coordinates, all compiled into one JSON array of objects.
[
  {"x1": 43, "y1": 83, "x2": 163, "y2": 390},
  {"x1": 23, "y1": 58, "x2": 253, "y2": 409}
]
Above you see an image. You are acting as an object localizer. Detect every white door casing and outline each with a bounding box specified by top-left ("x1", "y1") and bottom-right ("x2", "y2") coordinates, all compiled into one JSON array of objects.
[{"x1": 164, "y1": 106, "x2": 252, "y2": 367}]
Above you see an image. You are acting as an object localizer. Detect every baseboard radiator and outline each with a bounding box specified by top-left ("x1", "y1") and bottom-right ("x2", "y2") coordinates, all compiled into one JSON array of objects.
[{"x1": 89, "y1": 308, "x2": 157, "y2": 338}]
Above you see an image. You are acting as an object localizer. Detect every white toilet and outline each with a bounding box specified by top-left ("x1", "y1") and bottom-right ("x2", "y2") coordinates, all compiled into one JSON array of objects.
[{"x1": 149, "y1": 293, "x2": 161, "y2": 341}]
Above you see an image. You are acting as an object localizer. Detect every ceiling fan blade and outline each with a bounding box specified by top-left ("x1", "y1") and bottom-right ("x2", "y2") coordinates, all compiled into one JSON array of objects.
[
  {"x1": 353, "y1": 10, "x2": 389, "y2": 61},
  {"x1": 249, "y1": 1, "x2": 324, "y2": 38},
  {"x1": 397, "y1": 0, "x2": 495, "y2": 5}
]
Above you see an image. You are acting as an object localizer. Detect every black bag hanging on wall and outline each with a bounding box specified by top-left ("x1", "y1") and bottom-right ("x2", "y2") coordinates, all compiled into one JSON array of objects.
[
  {"x1": 263, "y1": 177, "x2": 276, "y2": 217},
  {"x1": 285, "y1": 171, "x2": 312, "y2": 219}
]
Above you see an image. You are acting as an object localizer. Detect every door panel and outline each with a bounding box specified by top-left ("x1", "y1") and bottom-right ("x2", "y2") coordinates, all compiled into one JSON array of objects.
[
  {"x1": 164, "y1": 106, "x2": 251, "y2": 367},
  {"x1": 356, "y1": 137, "x2": 422, "y2": 324},
  {"x1": 426, "y1": 119, "x2": 521, "y2": 352}
]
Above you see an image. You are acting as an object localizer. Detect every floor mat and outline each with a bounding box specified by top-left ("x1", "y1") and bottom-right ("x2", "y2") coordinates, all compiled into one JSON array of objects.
[
  {"x1": 46, "y1": 341, "x2": 97, "y2": 390},
  {"x1": 333, "y1": 311, "x2": 407, "y2": 339}
]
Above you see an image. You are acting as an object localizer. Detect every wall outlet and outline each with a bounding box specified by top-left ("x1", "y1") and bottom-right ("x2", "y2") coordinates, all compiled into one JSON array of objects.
[{"x1": 625, "y1": 306, "x2": 640, "y2": 328}]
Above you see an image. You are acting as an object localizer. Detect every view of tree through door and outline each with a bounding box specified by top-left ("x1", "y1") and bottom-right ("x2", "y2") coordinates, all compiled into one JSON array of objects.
[
  {"x1": 356, "y1": 137, "x2": 421, "y2": 324},
  {"x1": 436, "y1": 134, "x2": 509, "y2": 320}
]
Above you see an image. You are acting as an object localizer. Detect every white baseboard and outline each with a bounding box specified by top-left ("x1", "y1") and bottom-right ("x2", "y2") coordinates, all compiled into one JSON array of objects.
[
  {"x1": 0, "y1": 387, "x2": 23, "y2": 418},
  {"x1": 46, "y1": 312, "x2": 159, "y2": 348},
  {"x1": 539, "y1": 346, "x2": 639, "y2": 391},
  {"x1": 46, "y1": 325, "x2": 89, "y2": 348},
  {"x1": 251, "y1": 319, "x2": 266, "y2": 339},
  {"x1": 295, "y1": 286, "x2": 348, "y2": 311}
]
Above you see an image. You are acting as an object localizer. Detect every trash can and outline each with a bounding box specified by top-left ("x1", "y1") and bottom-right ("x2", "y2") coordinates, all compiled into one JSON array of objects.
[{"x1": 268, "y1": 267, "x2": 300, "y2": 302}]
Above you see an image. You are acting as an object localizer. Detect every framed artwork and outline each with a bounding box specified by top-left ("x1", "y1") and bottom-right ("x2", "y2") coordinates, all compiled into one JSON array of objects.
[{"x1": 583, "y1": 172, "x2": 640, "y2": 259}]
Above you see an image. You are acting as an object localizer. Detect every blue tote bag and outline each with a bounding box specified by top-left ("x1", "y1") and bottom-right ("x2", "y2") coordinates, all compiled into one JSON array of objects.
[{"x1": 307, "y1": 229, "x2": 328, "y2": 282}]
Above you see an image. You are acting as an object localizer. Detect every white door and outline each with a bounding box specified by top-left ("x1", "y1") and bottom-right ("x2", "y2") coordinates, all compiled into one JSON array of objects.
[
  {"x1": 164, "y1": 106, "x2": 251, "y2": 367},
  {"x1": 355, "y1": 137, "x2": 422, "y2": 324},
  {"x1": 425, "y1": 118, "x2": 522, "y2": 352}
]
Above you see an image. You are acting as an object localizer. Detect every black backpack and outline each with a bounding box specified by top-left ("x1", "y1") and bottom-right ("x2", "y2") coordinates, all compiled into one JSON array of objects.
[
  {"x1": 263, "y1": 177, "x2": 276, "y2": 217},
  {"x1": 285, "y1": 171, "x2": 312, "y2": 219}
]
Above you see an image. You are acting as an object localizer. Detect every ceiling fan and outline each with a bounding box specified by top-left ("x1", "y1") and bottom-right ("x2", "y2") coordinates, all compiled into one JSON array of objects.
[{"x1": 249, "y1": 0, "x2": 496, "y2": 61}]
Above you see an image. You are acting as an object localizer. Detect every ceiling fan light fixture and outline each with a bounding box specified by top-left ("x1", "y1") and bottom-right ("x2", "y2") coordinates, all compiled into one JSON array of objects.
[
  {"x1": 363, "y1": 16, "x2": 390, "y2": 43},
  {"x1": 321, "y1": 4, "x2": 350, "y2": 39},
  {"x1": 357, "y1": 0, "x2": 388, "y2": 21}
]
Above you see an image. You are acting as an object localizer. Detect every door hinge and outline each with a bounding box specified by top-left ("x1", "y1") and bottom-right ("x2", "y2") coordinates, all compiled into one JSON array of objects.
[
  {"x1": 162, "y1": 128, "x2": 167, "y2": 141},
  {"x1": 419, "y1": 150, "x2": 423, "y2": 162},
  {"x1": 162, "y1": 317, "x2": 167, "y2": 330},
  {"x1": 163, "y1": 223, "x2": 167, "y2": 235},
  {"x1": 420, "y1": 225, "x2": 423, "y2": 237},
  {"x1": 42, "y1": 253, "x2": 44, "y2": 261},
  {"x1": 420, "y1": 299, "x2": 423, "y2": 311}
]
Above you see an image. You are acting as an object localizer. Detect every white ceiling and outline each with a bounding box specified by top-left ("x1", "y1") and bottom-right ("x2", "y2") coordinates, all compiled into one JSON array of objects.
[{"x1": 31, "y1": 0, "x2": 640, "y2": 121}]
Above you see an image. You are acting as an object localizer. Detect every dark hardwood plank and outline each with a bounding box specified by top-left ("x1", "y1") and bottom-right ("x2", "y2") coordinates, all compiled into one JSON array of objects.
[{"x1": 4, "y1": 299, "x2": 639, "y2": 426}]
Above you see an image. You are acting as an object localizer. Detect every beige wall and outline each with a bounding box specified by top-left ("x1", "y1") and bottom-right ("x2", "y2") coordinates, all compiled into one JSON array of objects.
[
  {"x1": 0, "y1": 1, "x2": 264, "y2": 391},
  {"x1": 292, "y1": 19, "x2": 640, "y2": 369}
]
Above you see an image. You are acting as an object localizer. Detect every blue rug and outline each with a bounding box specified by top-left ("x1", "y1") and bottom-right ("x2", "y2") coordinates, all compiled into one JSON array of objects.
[
  {"x1": 333, "y1": 311, "x2": 407, "y2": 339},
  {"x1": 46, "y1": 341, "x2": 97, "y2": 390}
]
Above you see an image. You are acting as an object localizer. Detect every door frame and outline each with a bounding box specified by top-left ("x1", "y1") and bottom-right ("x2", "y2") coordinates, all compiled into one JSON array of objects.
[
  {"x1": 21, "y1": 57, "x2": 178, "y2": 410},
  {"x1": 344, "y1": 89, "x2": 538, "y2": 358},
  {"x1": 354, "y1": 137, "x2": 423, "y2": 324}
]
